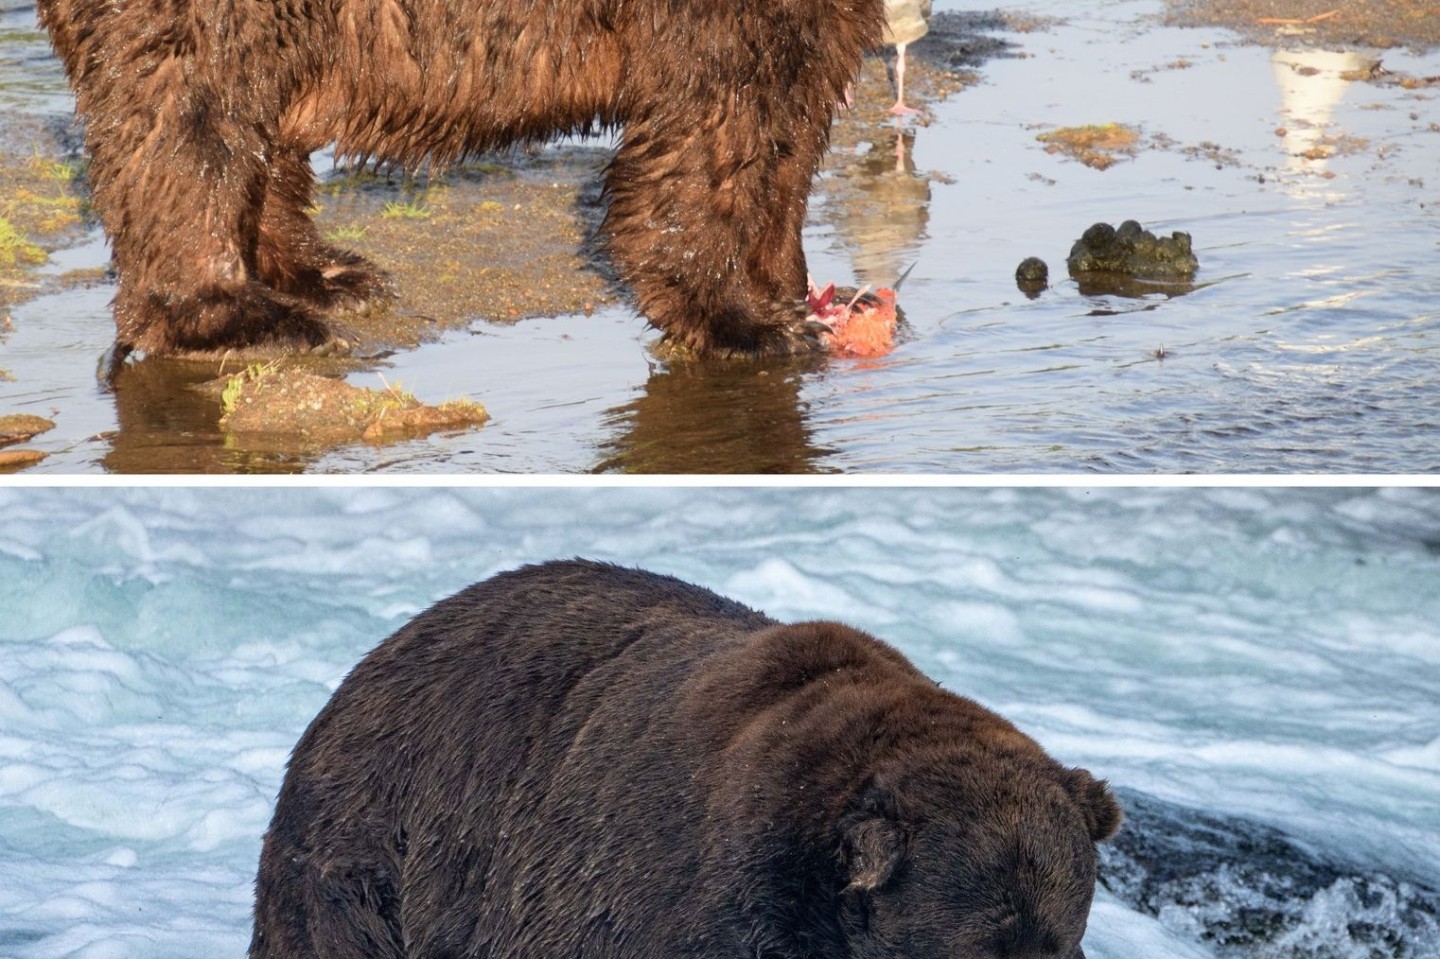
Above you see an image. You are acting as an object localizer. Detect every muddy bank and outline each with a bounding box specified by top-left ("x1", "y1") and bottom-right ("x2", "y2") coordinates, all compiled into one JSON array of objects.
[
  {"x1": 0, "y1": 135, "x2": 621, "y2": 467},
  {"x1": 306, "y1": 150, "x2": 618, "y2": 346},
  {"x1": 1166, "y1": 0, "x2": 1440, "y2": 51}
]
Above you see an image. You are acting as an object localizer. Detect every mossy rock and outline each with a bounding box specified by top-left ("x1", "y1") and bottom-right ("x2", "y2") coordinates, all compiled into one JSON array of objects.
[
  {"x1": 0, "y1": 413, "x2": 55, "y2": 446},
  {"x1": 1067, "y1": 220, "x2": 1199, "y2": 279},
  {"x1": 217, "y1": 365, "x2": 488, "y2": 444}
]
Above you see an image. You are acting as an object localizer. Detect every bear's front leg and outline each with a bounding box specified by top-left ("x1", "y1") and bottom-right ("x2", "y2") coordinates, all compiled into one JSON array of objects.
[{"x1": 602, "y1": 110, "x2": 829, "y2": 358}]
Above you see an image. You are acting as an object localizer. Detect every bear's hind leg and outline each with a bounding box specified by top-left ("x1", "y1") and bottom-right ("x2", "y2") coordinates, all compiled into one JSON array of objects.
[{"x1": 256, "y1": 149, "x2": 391, "y2": 312}]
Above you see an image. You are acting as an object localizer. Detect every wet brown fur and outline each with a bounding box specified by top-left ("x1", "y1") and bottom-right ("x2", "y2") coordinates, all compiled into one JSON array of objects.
[
  {"x1": 37, "y1": 0, "x2": 883, "y2": 357},
  {"x1": 250, "y1": 560, "x2": 1121, "y2": 959}
]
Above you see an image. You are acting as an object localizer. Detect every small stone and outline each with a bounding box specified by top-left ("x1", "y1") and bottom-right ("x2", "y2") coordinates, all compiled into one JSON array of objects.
[
  {"x1": 0, "y1": 449, "x2": 46, "y2": 471},
  {"x1": 1015, "y1": 257, "x2": 1049, "y2": 283}
]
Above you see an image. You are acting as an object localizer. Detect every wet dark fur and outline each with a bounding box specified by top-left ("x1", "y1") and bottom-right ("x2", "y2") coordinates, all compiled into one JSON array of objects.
[
  {"x1": 251, "y1": 560, "x2": 1121, "y2": 959},
  {"x1": 37, "y1": 0, "x2": 882, "y2": 358}
]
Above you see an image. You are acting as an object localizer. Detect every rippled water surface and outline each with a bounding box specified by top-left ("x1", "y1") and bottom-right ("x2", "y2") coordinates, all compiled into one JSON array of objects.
[
  {"x1": 2, "y1": 487, "x2": 1438, "y2": 957},
  {"x1": 1, "y1": 0, "x2": 1437, "y2": 472}
]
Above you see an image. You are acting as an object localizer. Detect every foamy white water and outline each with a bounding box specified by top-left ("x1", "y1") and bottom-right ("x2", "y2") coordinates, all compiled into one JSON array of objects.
[{"x1": 1, "y1": 488, "x2": 1437, "y2": 958}]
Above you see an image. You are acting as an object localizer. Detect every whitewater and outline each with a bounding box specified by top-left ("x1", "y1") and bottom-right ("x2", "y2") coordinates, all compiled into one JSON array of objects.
[{"x1": 1, "y1": 487, "x2": 1437, "y2": 958}]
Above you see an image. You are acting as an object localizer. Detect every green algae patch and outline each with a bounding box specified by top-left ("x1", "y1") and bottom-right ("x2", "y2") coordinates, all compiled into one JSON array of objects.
[{"x1": 1036, "y1": 123, "x2": 1142, "y2": 170}]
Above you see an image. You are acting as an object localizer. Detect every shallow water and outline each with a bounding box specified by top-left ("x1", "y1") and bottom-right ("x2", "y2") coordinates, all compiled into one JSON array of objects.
[
  {"x1": 0, "y1": 0, "x2": 65, "y2": 115},
  {"x1": 1, "y1": 487, "x2": 1437, "y2": 957},
  {"x1": 2, "y1": 0, "x2": 1438, "y2": 472}
]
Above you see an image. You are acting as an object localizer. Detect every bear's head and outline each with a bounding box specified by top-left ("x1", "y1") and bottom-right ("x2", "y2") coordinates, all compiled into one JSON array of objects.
[{"x1": 836, "y1": 758, "x2": 1122, "y2": 959}]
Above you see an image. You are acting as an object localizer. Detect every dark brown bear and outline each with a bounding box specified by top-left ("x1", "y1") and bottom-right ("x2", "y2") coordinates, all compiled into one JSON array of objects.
[
  {"x1": 37, "y1": 0, "x2": 883, "y2": 361},
  {"x1": 251, "y1": 560, "x2": 1123, "y2": 959}
]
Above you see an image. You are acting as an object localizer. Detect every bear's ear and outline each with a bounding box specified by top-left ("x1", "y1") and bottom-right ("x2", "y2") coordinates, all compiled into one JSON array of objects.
[
  {"x1": 840, "y1": 782, "x2": 906, "y2": 892},
  {"x1": 843, "y1": 816, "x2": 906, "y2": 892},
  {"x1": 1063, "y1": 768, "x2": 1123, "y2": 842}
]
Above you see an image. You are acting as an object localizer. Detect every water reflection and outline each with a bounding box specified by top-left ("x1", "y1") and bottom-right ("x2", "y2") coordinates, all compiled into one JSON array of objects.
[
  {"x1": 599, "y1": 122, "x2": 931, "y2": 474},
  {"x1": 1271, "y1": 47, "x2": 1375, "y2": 183},
  {"x1": 831, "y1": 123, "x2": 931, "y2": 289},
  {"x1": 0, "y1": 2, "x2": 71, "y2": 114},
  {"x1": 104, "y1": 359, "x2": 310, "y2": 474},
  {"x1": 595, "y1": 355, "x2": 834, "y2": 474},
  {"x1": 1072, "y1": 273, "x2": 1197, "y2": 298}
]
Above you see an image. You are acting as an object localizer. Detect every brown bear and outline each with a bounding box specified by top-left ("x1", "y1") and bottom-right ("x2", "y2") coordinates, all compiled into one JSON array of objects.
[
  {"x1": 37, "y1": 0, "x2": 882, "y2": 364},
  {"x1": 250, "y1": 559, "x2": 1122, "y2": 959}
]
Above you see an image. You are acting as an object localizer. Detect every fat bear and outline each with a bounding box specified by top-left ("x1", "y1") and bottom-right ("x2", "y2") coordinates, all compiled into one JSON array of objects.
[
  {"x1": 37, "y1": 0, "x2": 883, "y2": 362},
  {"x1": 251, "y1": 559, "x2": 1123, "y2": 959}
]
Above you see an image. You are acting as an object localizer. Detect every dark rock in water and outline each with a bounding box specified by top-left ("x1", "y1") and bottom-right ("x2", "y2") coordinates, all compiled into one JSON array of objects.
[
  {"x1": 1100, "y1": 787, "x2": 1440, "y2": 959},
  {"x1": 1016, "y1": 256, "x2": 1049, "y2": 282},
  {"x1": 1068, "y1": 219, "x2": 1199, "y2": 279},
  {"x1": 1015, "y1": 256, "x2": 1049, "y2": 298}
]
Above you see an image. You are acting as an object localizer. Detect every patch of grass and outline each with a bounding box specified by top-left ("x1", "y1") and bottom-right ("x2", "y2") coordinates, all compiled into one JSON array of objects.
[
  {"x1": 26, "y1": 154, "x2": 83, "y2": 182},
  {"x1": 381, "y1": 200, "x2": 433, "y2": 220},
  {"x1": 221, "y1": 360, "x2": 282, "y2": 417},
  {"x1": 467, "y1": 160, "x2": 510, "y2": 175},
  {"x1": 437, "y1": 397, "x2": 489, "y2": 418},
  {"x1": 12, "y1": 189, "x2": 83, "y2": 210},
  {"x1": 367, "y1": 374, "x2": 419, "y2": 416},
  {"x1": 325, "y1": 224, "x2": 370, "y2": 242},
  {"x1": 316, "y1": 168, "x2": 392, "y2": 195},
  {"x1": 219, "y1": 365, "x2": 489, "y2": 441},
  {"x1": 1, "y1": 169, "x2": 90, "y2": 237},
  {"x1": 6, "y1": 188, "x2": 85, "y2": 232},
  {"x1": 0, "y1": 217, "x2": 46, "y2": 268}
]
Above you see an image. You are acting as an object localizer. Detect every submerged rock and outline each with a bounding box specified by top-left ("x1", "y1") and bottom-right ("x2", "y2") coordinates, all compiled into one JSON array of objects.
[
  {"x1": 1101, "y1": 787, "x2": 1440, "y2": 959},
  {"x1": 1068, "y1": 220, "x2": 1198, "y2": 278}
]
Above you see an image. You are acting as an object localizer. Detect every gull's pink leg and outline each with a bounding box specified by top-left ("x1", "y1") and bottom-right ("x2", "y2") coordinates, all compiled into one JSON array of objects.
[{"x1": 889, "y1": 42, "x2": 921, "y2": 116}]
